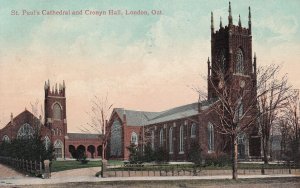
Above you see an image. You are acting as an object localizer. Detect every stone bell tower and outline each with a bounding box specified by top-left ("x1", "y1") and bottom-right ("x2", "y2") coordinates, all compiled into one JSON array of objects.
[
  {"x1": 44, "y1": 80, "x2": 67, "y2": 158},
  {"x1": 207, "y1": 2, "x2": 260, "y2": 158}
]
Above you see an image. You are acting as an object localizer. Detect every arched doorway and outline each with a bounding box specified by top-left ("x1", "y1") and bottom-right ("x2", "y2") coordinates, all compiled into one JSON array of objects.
[
  {"x1": 54, "y1": 139, "x2": 64, "y2": 159},
  {"x1": 77, "y1": 145, "x2": 86, "y2": 159},
  {"x1": 87, "y1": 145, "x2": 96, "y2": 158},
  {"x1": 69, "y1": 145, "x2": 76, "y2": 158}
]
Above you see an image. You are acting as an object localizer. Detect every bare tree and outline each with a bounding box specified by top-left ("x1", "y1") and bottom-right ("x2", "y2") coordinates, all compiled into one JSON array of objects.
[
  {"x1": 196, "y1": 61, "x2": 290, "y2": 179},
  {"x1": 29, "y1": 99, "x2": 44, "y2": 137},
  {"x1": 81, "y1": 94, "x2": 113, "y2": 160},
  {"x1": 278, "y1": 89, "x2": 300, "y2": 162},
  {"x1": 256, "y1": 65, "x2": 291, "y2": 164}
]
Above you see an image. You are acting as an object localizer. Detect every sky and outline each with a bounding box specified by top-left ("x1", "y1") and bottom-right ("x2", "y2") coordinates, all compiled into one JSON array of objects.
[{"x1": 0, "y1": 0, "x2": 300, "y2": 133}]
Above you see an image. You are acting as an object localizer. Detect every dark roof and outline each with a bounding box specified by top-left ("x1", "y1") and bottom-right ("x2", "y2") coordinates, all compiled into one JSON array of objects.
[
  {"x1": 114, "y1": 108, "x2": 161, "y2": 126},
  {"x1": 67, "y1": 133, "x2": 102, "y2": 140},
  {"x1": 147, "y1": 103, "x2": 199, "y2": 124},
  {"x1": 113, "y1": 101, "x2": 206, "y2": 126},
  {"x1": 1, "y1": 109, "x2": 41, "y2": 131}
]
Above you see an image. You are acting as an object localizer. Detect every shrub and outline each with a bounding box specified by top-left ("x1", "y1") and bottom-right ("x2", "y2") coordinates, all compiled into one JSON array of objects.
[
  {"x1": 204, "y1": 152, "x2": 230, "y2": 167},
  {"x1": 127, "y1": 143, "x2": 142, "y2": 164},
  {"x1": 154, "y1": 147, "x2": 169, "y2": 163},
  {"x1": 188, "y1": 141, "x2": 202, "y2": 165}
]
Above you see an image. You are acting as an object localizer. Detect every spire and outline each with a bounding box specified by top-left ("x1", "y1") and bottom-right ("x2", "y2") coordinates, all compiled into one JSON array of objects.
[
  {"x1": 228, "y1": 1, "x2": 233, "y2": 25},
  {"x1": 44, "y1": 81, "x2": 47, "y2": 90},
  {"x1": 63, "y1": 80, "x2": 65, "y2": 89},
  {"x1": 220, "y1": 16, "x2": 223, "y2": 28},
  {"x1": 238, "y1": 14, "x2": 241, "y2": 27},
  {"x1": 211, "y1": 12, "x2": 214, "y2": 33},
  {"x1": 10, "y1": 113, "x2": 13, "y2": 125},
  {"x1": 55, "y1": 83, "x2": 58, "y2": 93},
  {"x1": 253, "y1": 52, "x2": 257, "y2": 74},
  {"x1": 207, "y1": 57, "x2": 211, "y2": 76},
  {"x1": 248, "y1": 6, "x2": 252, "y2": 34}
]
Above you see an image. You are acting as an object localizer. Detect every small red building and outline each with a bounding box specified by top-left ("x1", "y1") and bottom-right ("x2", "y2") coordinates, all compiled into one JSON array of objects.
[{"x1": 0, "y1": 81, "x2": 103, "y2": 159}]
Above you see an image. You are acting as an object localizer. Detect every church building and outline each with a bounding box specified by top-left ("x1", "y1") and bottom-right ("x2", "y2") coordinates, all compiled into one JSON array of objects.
[
  {"x1": 0, "y1": 81, "x2": 103, "y2": 159},
  {"x1": 107, "y1": 2, "x2": 261, "y2": 161}
]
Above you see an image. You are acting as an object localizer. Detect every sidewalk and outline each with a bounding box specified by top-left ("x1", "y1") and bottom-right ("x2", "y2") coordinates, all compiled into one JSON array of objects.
[{"x1": 1, "y1": 173, "x2": 299, "y2": 186}]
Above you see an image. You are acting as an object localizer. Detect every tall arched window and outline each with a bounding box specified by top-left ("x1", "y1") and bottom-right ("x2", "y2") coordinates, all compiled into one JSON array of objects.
[
  {"x1": 44, "y1": 136, "x2": 51, "y2": 150},
  {"x1": 191, "y1": 123, "x2": 196, "y2": 138},
  {"x1": 54, "y1": 139, "x2": 63, "y2": 158},
  {"x1": 53, "y1": 103, "x2": 62, "y2": 120},
  {"x1": 179, "y1": 125, "x2": 184, "y2": 153},
  {"x1": 208, "y1": 122, "x2": 214, "y2": 152},
  {"x1": 110, "y1": 119, "x2": 122, "y2": 157},
  {"x1": 17, "y1": 123, "x2": 34, "y2": 139},
  {"x1": 169, "y1": 127, "x2": 173, "y2": 153},
  {"x1": 131, "y1": 132, "x2": 138, "y2": 145},
  {"x1": 236, "y1": 48, "x2": 244, "y2": 74},
  {"x1": 2, "y1": 135, "x2": 10, "y2": 143},
  {"x1": 151, "y1": 130, "x2": 155, "y2": 150},
  {"x1": 159, "y1": 128, "x2": 164, "y2": 147}
]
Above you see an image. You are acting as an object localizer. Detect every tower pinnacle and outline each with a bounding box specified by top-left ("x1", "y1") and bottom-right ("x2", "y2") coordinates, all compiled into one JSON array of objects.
[
  {"x1": 248, "y1": 6, "x2": 252, "y2": 34},
  {"x1": 211, "y1": 12, "x2": 214, "y2": 33},
  {"x1": 228, "y1": 1, "x2": 233, "y2": 25},
  {"x1": 220, "y1": 16, "x2": 223, "y2": 28}
]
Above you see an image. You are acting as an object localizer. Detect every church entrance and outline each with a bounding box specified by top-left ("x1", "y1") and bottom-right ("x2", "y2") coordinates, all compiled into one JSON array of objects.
[{"x1": 54, "y1": 139, "x2": 64, "y2": 159}]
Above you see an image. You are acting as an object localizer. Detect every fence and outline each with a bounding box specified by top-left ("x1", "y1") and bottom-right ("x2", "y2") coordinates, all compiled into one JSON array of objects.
[
  {"x1": 105, "y1": 163, "x2": 300, "y2": 177},
  {"x1": 0, "y1": 156, "x2": 43, "y2": 176}
]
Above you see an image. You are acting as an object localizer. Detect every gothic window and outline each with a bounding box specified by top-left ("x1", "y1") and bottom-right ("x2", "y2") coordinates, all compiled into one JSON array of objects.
[
  {"x1": 237, "y1": 133, "x2": 246, "y2": 144},
  {"x1": 51, "y1": 129, "x2": 55, "y2": 136},
  {"x1": 53, "y1": 103, "x2": 62, "y2": 120},
  {"x1": 110, "y1": 119, "x2": 122, "y2": 157},
  {"x1": 159, "y1": 128, "x2": 164, "y2": 147},
  {"x1": 44, "y1": 136, "x2": 51, "y2": 150},
  {"x1": 235, "y1": 98, "x2": 243, "y2": 122},
  {"x1": 2, "y1": 135, "x2": 10, "y2": 143},
  {"x1": 217, "y1": 50, "x2": 226, "y2": 72},
  {"x1": 179, "y1": 125, "x2": 184, "y2": 153},
  {"x1": 236, "y1": 48, "x2": 244, "y2": 74},
  {"x1": 151, "y1": 130, "x2": 155, "y2": 150},
  {"x1": 169, "y1": 127, "x2": 173, "y2": 153},
  {"x1": 208, "y1": 122, "x2": 214, "y2": 152},
  {"x1": 191, "y1": 123, "x2": 196, "y2": 138},
  {"x1": 131, "y1": 132, "x2": 138, "y2": 145},
  {"x1": 17, "y1": 123, "x2": 34, "y2": 139},
  {"x1": 54, "y1": 139, "x2": 63, "y2": 158},
  {"x1": 238, "y1": 133, "x2": 246, "y2": 159}
]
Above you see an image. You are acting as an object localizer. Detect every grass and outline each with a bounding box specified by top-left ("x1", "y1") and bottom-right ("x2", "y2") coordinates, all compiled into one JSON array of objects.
[
  {"x1": 108, "y1": 160, "x2": 124, "y2": 166},
  {"x1": 51, "y1": 160, "x2": 124, "y2": 172},
  {"x1": 108, "y1": 162, "x2": 294, "y2": 171},
  {"x1": 51, "y1": 160, "x2": 101, "y2": 172}
]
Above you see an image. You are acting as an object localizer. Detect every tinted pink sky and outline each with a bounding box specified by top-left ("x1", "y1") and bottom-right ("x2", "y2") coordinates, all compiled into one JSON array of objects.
[{"x1": 1, "y1": 0, "x2": 300, "y2": 132}]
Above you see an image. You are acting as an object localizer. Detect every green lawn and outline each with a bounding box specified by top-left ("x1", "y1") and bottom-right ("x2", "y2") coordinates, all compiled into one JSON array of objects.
[{"x1": 51, "y1": 160, "x2": 101, "y2": 172}]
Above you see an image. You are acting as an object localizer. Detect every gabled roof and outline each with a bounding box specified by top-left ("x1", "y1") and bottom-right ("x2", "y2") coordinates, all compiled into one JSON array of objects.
[
  {"x1": 1, "y1": 109, "x2": 41, "y2": 131},
  {"x1": 112, "y1": 101, "x2": 212, "y2": 126},
  {"x1": 114, "y1": 108, "x2": 161, "y2": 126},
  {"x1": 147, "y1": 102, "x2": 199, "y2": 125}
]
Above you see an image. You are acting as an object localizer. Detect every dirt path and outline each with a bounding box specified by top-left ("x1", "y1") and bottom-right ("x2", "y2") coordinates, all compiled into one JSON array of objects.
[
  {"x1": 0, "y1": 164, "x2": 25, "y2": 179},
  {"x1": 51, "y1": 167, "x2": 100, "y2": 178}
]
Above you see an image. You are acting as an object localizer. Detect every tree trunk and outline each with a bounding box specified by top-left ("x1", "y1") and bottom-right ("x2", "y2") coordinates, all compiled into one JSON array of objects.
[
  {"x1": 263, "y1": 136, "x2": 269, "y2": 164},
  {"x1": 102, "y1": 143, "x2": 106, "y2": 160},
  {"x1": 232, "y1": 135, "x2": 238, "y2": 180}
]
